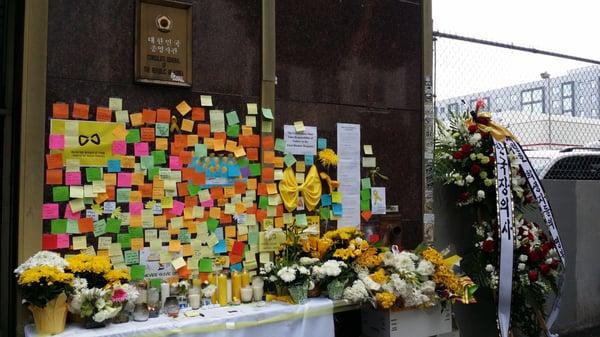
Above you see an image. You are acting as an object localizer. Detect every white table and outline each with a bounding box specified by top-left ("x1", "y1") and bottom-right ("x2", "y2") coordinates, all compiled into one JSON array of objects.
[{"x1": 25, "y1": 298, "x2": 334, "y2": 337}]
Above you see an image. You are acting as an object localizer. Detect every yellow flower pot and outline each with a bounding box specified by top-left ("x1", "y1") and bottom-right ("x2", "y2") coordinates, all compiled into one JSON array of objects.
[{"x1": 29, "y1": 292, "x2": 68, "y2": 335}]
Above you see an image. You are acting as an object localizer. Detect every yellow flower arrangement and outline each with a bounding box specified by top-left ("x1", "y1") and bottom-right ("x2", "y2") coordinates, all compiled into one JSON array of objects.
[
  {"x1": 375, "y1": 291, "x2": 397, "y2": 309},
  {"x1": 18, "y1": 266, "x2": 74, "y2": 286},
  {"x1": 323, "y1": 227, "x2": 361, "y2": 241},
  {"x1": 356, "y1": 247, "x2": 384, "y2": 268},
  {"x1": 318, "y1": 148, "x2": 338, "y2": 168},
  {"x1": 369, "y1": 268, "x2": 389, "y2": 285},
  {"x1": 67, "y1": 254, "x2": 111, "y2": 275},
  {"x1": 333, "y1": 248, "x2": 353, "y2": 260},
  {"x1": 300, "y1": 236, "x2": 333, "y2": 260},
  {"x1": 104, "y1": 268, "x2": 131, "y2": 286},
  {"x1": 422, "y1": 247, "x2": 463, "y2": 296}
]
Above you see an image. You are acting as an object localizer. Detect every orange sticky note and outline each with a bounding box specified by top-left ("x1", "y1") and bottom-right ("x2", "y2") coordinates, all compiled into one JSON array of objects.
[
  {"x1": 191, "y1": 107, "x2": 205, "y2": 121},
  {"x1": 186, "y1": 135, "x2": 198, "y2": 147},
  {"x1": 130, "y1": 215, "x2": 142, "y2": 227},
  {"x1": 96, "y1": 106, "x2": 112, "y2": 122},
  {"x1": 181, "y1": 119, "x2": 194, "y2": 132},
  {"x1": 121, "y1": 156, "x2": 136, "y2": 168},
  {"x1": 263, "y1": 150, "x2": 274, "y2": 164},
  {"x1": 225, "y1": 140, "x2": 237, "y2": 152},
  {"x1": 154, "y1": 215, "x2": 167, "y2": 228},
  {"x1": 235, "y1": 203, "x2": 246, "y2": 214},
  {"x1": 72, "y1": 103, "x2": 89, "y2": 119},
  {"x1": 52, "y1": 102, "x2": 69, "y2": 119},
  {"x1": 140, "y1": 127, "x2": 155, "y2": 142},
  {"x1": 46, "y1": 169, "x2": 63, "y2": 185},
  {"x1": 234, "y1": 181, "x2": 246, "y2": 194},
  {"x1": 131, "y1": 238, "x2": 144, "y2": 251},
  {"x1": 234, "y1": 146, "x2": 246, "y2": 158},
  {"x1": 78, "y1": 218, "x2": 94, "y2": 233},
  {"x1": 209, "y1": 207, "x2": 221, "y2": 219},
  {"x1": 262, "y1": 167, "x2": 274, "y2": 181},
  {"x1": 155, "y1": 138, "x2": 168, "y2": 150},
  {"x1": 129, "y1": 191, "x2": 142, "y2": 203},
  {"x1": 130, "y1": 113, "x2": 143, "y2": 127},
  {"x1": 142, "y1": 109, "x2": 157, "y2": 124},
  {"x1": 46, "y1": 153, "x2": 63, "y2": 169},
  {"x1": 132, "y1": 172, "x2": 145, "y2": 186},
  {"x1": 246, "y1": 148, "x2": 258, "y2": 161},
  {"x1": 213, "y1": 139, "x2": 225, "y2": 151},
  {"x1": 262, "y1": 135, "x2": 274, "y2": 150},
  {"x1": 241, "y1": 126, "x2": 253, "y2": 136},
  {"x1": 196, "y1": 123, "x2": 210, "y2": 138},
  {"x1": 156, "y1": 108, "x2": 171, "y2": 123},
  {"x1": 274, "y1": 157, "x2": 284, "y2": 168},
  {"x1": 225, "y1": 226, "x2": 236, "y2": 238},
  {"x1": 266, "y1": 183, "x2": 277, "y2": 195},
  {"x1": 112, "y1": 124, "x2": 128, "y2": 139},
  {"x1": 104, "y1": 173, "x2": 117, "y2": 186},
  {"x1": 169, "y1": 240, "x2": 182, "y2": 253},
  {"x1": 246, "y1": 178, "x2": 257, "y2": 190},
  {"x1": 275, "y1": 216, "x2": 284, "y2": 228},
  {"x1": 182, "y1": 244, "x2": 193, "y2": 257},
  {"x1": 176, "y1": 101, "x2": 192, "y2": 116}
]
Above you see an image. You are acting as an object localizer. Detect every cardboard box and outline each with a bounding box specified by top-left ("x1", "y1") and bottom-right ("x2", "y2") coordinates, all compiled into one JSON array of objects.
[{"x1": 361, "y1": 305, "x2": 452, "y2": 337}]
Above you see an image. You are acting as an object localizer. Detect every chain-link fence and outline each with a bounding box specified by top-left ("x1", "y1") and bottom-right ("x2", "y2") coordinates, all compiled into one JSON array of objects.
[{"x1": 433, "y1": 32, "x2": 600, "y2": 179}]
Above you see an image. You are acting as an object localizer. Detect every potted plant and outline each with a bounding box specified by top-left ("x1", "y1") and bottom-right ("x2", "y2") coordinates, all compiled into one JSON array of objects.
[{"x1": 14, "y1": 251, "x2": 73, "y2": 335}]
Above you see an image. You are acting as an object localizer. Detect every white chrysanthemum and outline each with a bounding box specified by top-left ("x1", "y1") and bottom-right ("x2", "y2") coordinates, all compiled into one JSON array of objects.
[
  {"x1": 269, "y1": 275, "x2": 278, "y2": 282},
  {"x1": 14, "y1": 251, "x2": 69, "y2": 275},
  {"x1": 299, "y1": 257, "x2": 319, "y2": 266},
  {"x1": 420, "y1": 280, "x2": 436, "y2": 295},
  {"x1": 342, "y1": 280, "x2": 369, "y2": 303},
  {"x1": 416, "y1": 260, "x2": 435, "y2": 276},
  {"x1": 359, "y1": 272, "x2": 381, "y2": 291},
  {"x1": 383, "y1": 252, "x2": 416, "y2": 273},
  {"x1": 469, "y1": 133, "x2": 482, "y2": 145},
  {"x1": 297, "y1": 266, "x2": 310, "y2": 275},
  {"x1": 277, "y1": 267, "x2": 297, "y2": 283},
  {"x1": 72, "y1": 277, "x2": 88, "y2": 291},
  {"x1": 517, "y1": 263, "x2": 526, "y2": 271},
  {"x1": 477, "y1": 190, "x2": 485, "y2": 199},
  {"x1": 485, "y1": 264, "x2": 494, "y2": 272},
  {"x1": 318, "y1": 260, "x2": 346, "y2": 278},
  {"x1": 465, "y1": 175, "x2": 474, "y2": 184},
  {"x1": 519, "y1": 254, "x2": 528, "y2": 262},
  {"x1": 263, "y1": 262, "x2": 274, "y2": 273}
]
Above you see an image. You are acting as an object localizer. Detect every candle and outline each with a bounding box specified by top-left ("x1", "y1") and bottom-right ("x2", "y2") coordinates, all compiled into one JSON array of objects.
[
  {"x1": 241, "y1": 286, "x2": 253, "y2": 303},
  {"x1": 232, "y1": 271, "x2": 242, "y2": 302},
  {"x1": 192, "y1": 279, "x2": 202, "y2": 288},
  {"x1": 252, "y1": 284, "x2": 264, "y2": 302},
  {"x1": 241, "y1": 269, "x2": 250, "y2": 287},
  {"x1": 227, "y1": 279, "x2": 232, "y2": 303},
  {"x1": 188, "y1": 294, "x2": 200, "y2": 309},
  {"x1": 161, "y1": 283, "x2": 170, "y2": 310},
  {"x1": 217, "y1": 273, "x2": 228, "y2": 306},
  {"x1": 208, "y1": 273, "x2": 218, "y2": 304}
]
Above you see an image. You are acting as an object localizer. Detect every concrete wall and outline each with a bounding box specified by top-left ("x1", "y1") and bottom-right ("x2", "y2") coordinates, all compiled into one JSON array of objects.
[{"x1": 434, "y1": 180, "x2": 600, "y2": 335}]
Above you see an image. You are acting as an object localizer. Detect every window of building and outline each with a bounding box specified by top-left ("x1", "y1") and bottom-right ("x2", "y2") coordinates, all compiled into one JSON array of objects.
[
  {"x1": 561, "y1": 82, "x2": 574, "y2": 115},
  {"x1": 521, "y1": 87, "x2": 544, "y2": 113}
]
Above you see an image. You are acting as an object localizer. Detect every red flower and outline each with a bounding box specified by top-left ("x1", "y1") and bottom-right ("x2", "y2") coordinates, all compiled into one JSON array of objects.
[
  {"x1": 540, "y1": 264, "x2": 551, "y2": 275},
  {"x1": 461, "y1": 144, "x2": 472, "y2": 154},
  {"x1": 480, "y1": 131, "x2": 490, "y2": 139},
  {"x1": 470, "y1": 164, "x2": 481, "y2": 175},
  {"x1": 541, "y1": 242, "x2": 553, "y2": 255},
  {"x1": 528, "y1": 270, "x2": 538, "y2": 282},
  {"x1": 482, "y1": 239, "x2": 495, "y2": 253},
  {"x1": 488, "y1": 156, "x2": 495, "y2": 166},
  {"x1": 519, "y1": 244, "x2": 531, "y2": 254},
  {"x1": 528, "y1": 250, "x2": 540, "y2": 262},
  {"x1": 475, "y1": 99, "x2": 486, "y2": 111},
  {"x1": 452, "y1": 151, "x2": 464, "y2": 160},
  {"x1": 468, "y1": 124, "x2": 478, "y2": 134},
  {"x1": 551, "y1": 260, "x2": 560, "y2": 269},
  {"x1": 458, "y1": 192, "x2": 470, "y2": 202}
]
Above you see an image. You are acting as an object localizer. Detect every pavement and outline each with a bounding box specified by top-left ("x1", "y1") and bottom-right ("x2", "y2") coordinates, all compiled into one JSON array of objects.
[{"x1": 562, "y1": 326, "x2": 600, "y2": 337}]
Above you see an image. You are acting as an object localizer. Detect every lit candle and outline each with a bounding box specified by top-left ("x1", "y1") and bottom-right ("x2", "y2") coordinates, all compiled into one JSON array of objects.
[
  {"x1": 227, "y1": 278, "x2": 232, "y2": 303},
  {"x1": 232, "y1": 271, "x2": 242, "y2": 302},
  {"x1": 252, "y1": 284, "x2": 264, "y2": 302},
  {"x1": 241, "y1": 269, "x2": 250, "y2": 287},
  {"x1": 218, "y1": 273, "x2": 228, "y2": 306},
  {"x1": 188, "y1": 294, "x2": 200, "y2": 309},
  {"x1": 241, "y1": 286, "x2": 253, "y2": 303}
]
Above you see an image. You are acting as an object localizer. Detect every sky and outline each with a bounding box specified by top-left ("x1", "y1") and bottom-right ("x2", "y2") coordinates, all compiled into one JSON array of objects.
[{"x1": 432, "y1": 0, "x2": 600, "y2": 99}]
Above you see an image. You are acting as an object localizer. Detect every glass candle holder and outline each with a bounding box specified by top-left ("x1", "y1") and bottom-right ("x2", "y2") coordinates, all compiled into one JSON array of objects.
[
  {"x1": 133, "y1": 303, "x2": 149, "y2": 322},
  {"x1": 164, "y1": 296, "x2": 180, "y2": 318},
  {"x1": 147, "y1": 288, "x2": 161, "y2": 318},
  {"x1": 241, "y1": 286, "x2": 253, "y2": 303}
]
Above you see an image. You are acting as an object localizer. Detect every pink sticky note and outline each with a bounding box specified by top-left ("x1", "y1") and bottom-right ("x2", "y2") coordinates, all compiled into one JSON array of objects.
[
  {"x1": 48, "y1": 134, "x2": 65, "y2": 150},
  {"x1": 201, "y1": 199, "x2": 214, "y2": 208},
  {"x1": 42, "y1": 203, "x2": 59, "y2": 219},
  {"x1": 112, "y1": 140, "x2": 127, "y2": 155},
  {"x1": 134, "y1": 142, "x2": 149, "y2": 156},
  {"x1": 65, "y1": 172, "x2": 82, "y2": 185},
  {"x1": 129, "y1": 202, "x2": 143, "y2": 215},
  {"x1": 117, "y1": 172, "x2": 132, "y2": 187},
  {"x1": 64, "y1": 203, "x2": 81, "y2": 220},
  {"x1": 170, "y1": 200, "x2": 185, "y2": 216},
  {"x1": 169, "y1": 156, "x2": 182, "y2": 169},
  {"x1": 56, "y1": 234, "x2": 70, "y2": 249}
]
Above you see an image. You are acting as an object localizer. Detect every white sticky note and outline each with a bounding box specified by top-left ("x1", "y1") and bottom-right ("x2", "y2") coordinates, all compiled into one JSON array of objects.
[
  {"x1": 363, "y1": 145, "x2": 373, "y2": 155},
  {"x1": 200, "y1": 95, "x2": 213, "y2": 107},
  {"x1": 362, "y1": 157, "x2": 376, "y2": 168},
  {"x1": 246, "y1": 103, "x2": 258, "y2": 115}
]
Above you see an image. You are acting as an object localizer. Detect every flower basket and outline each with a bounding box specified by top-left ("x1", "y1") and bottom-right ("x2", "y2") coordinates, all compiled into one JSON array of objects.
[
  {"x1": 29, "y1": 292, "x2": 68, "y2": 335},
  {"x1": 326, "y1": 279, "x2": 346, "y2": 300}
]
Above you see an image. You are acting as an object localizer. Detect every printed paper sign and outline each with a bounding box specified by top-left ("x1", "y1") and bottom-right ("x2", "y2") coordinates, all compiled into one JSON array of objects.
[{"x1": 284, "y1": 125, "x2": 317, "y2": 155}]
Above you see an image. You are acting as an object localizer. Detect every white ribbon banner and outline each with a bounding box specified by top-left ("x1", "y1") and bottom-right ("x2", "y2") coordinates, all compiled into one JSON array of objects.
[
  {"x1": 505, "y1": 138, "x2": 566, "y2": 337},
  {"x1": 494, "y1": 138, "x2": 514, "y2": 337}
]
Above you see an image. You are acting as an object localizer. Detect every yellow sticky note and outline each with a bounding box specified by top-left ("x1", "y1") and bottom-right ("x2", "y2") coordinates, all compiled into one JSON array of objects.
[
  {"x1": 181, "y1": 119, "x2": 194, "y2": 132},
  {"x1": 130, "y1": 113, "x2": 143, "y2": 126},
  {"x1": 213, "y1": 139, "x2": 225, "y2": 151},
  {"x1": 150, "y1": 239, "x2": 162, "y2": 252},
  {"x1": 113, "y1": 124, "x2": 128, "y2": 140},
  {"x1": 161, "y1": 196, "x2": 174, "y2": 209},
  {"x1": 294, "y1": 121, "x2": 305, "y2": 132},
  {"x1": 225, "y1": 140, "x2": 237, "y2": 152},
  {"x1": 246, "y1": 178, "x2": 257, "y2": 190},
  {"x1": 156, "y1": 138, "x2": 168, "y2": 150},
  {"x1": 98, "y1": 237, "x2": 113, "y2": 250},
  {"x1": 82, "y1": 245, "x2": 95, "y2": 256},
  {"x1": 200, "y1": 95, "x2": 213, "y2": 107},
  {"x1": 182, "y1": 244, "x2": 194, "y2": 257},
  {"x1": 235, "y1": 203, "x2": 246, "y2": 214},
  {"x1": 225, "y1": 226, "x2": 236, "y2": 238},
  {"x1": 245, "y1": 116, "x2": 256, "y2": 128},
  {"x1": 266, "y1": 183, "x2": 277, "y2": 195},
  {"x1": 234, "y1": 146, "x2": 246, "y2": 158},
  {"x1": 363, "y1": 145, "x2": 373, "y2": 155},
  {"x1": 69, "y1": 198, "x2": 86, "y2": 212},
  {"x1": 246, "y1": 103, "x2": 258, "y2": 115},
  {"x1": 296, "y1": 161, "x2": 305, "y2": 173},
  {"x1": 169, "y1": 240, "x2": 181, "y2": 252},
  {"x1": 332, "y1": 191, "x2": 342, "y2": 203},
  {"x1": 72, "y1": 235, "x2": 87, "y2": 250},
  {"x1": 131, "y1": 238, "x2": 144, "y2": 251},
  {"x1": 160, "y1": 251, "x2": 171, "y2": 264},
  {"x1": 176, "y1": 101, "x2": 192, "y2": 116},
  {"x1": 209, "y1": 207, "x2": 221, "y2": 219},
  {"x1": 109, "y1": 243, "x2": 122, "y2": 256},
  {"x1": 171, "y1": 256, "x2": 186, "y2": 270}
]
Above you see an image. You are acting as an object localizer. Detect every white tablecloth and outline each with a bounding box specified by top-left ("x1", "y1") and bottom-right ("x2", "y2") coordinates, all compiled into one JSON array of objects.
[{"x1": 25, "y1": 298, "x2": 334, "y2": 337}]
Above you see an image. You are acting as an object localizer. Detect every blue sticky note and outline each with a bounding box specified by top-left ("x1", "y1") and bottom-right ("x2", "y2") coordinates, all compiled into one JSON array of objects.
[
  {"x1": 214, "y1": 240, "x2": 227, "y2": 254},
  {"x1": 230, "y1": 263, "x2": 243, "y2": 272},
  {"x1": 228, "y1": 165, "x2": 241, "y2": 177},
  {"x1": 317, "y1": 138, "x2": 327, "y2": 149},
  {"x1": 321, "y1": 194, "x2": 332, "y2": 206},
  {"x1": 107, "y1": 160, "x2": 121, "y2": 173},
  {"x1": 304, "y1": 155, "x2": 314, "y2": 166},
  {"x1": 215, "y1": 227, "x2": 224, "y2": 240},
  {"x1": 332, "y1": 203, "x2": 343, "y2": 216}
]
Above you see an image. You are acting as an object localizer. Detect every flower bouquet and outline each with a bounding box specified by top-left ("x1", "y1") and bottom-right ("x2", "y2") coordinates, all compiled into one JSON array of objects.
[
  {"x1": 262, "y1": 262, "x2": 313, "y2": 304},
  {"x1": 312, "y1": 260, "x2": 352, "y2": 300},
  {"x1": 66, "y1": 254, "x2": 112, "y2": 289},
  {"x1": 110, "y1": 283, "x2": 139, "y2": 323},
  {"x1": 69, "y1": 286, "x2": 120, "y2": 328},
  {"x1": 14, "y1": 251, "x2": 73, "y2": 335}
]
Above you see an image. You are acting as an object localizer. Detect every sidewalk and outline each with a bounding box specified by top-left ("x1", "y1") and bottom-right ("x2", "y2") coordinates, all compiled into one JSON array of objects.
[{"x1": 563, "y1": 326, "x2": 600, "y2": 337}]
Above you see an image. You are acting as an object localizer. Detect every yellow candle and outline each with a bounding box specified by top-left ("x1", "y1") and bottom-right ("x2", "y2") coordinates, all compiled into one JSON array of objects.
[
  {"x1": 208, "y1": 273, "x2": 218, "y2": 304},
  {"x1": 218, "y1": 273, "x2": 228, "y2": 306},
  {"x1": 232, "y1": 271, "x2": 242, "y2": 302},
  {"x1": 241, "y1": 269, "x2": 250, "y2": 287}
]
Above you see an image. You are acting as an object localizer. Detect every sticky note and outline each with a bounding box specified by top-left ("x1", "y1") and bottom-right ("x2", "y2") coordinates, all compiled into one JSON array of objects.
[
  {"x1": 295, "y1": 214, "x2": 307, "y2": 226},
  {"x1": 226, "y1": 111, "x2": 239, "y2": 125},
  {"x1": 317, "y1": 138, "x2": 327, "y2": 149},
  {"x1": 56, "y1": 234, "x2": 70, "y2": 249},
  {"x1": 284, "y1": 153, "x2": 296, "y2": 167},
  {"x1": 112, "y1": 140, "x2": 127, "y2": 155},
  {"x1": 209, "y1": 110, "x2": 225, "y2": 132},
  {"x1": 126, "y1": 129, "x2": 141, "y2": 143},
  {"x1": 109, "y1": 97, "x2": 123, "y2": 111},
  {"x1": 261, "y1": 108, "x2": 273, "y2": 120},
  {"x1": 48, "y1": 134, "x2": 65, "y2": 149},
  {"x1": 124, "y1": 250, "x2": 139, "y2": 265},
  {"x1": 130, "y1": 265, "x2": 146, "y2": 281},
  {"x1": 72, "y1": 235, "x2": 87, "y2": 250},
  {"x1": 332, "y1": 203, "x2": 343, "y2": 216},
  {"x1": 213, "y1": 240, "x2": 227, "y2": 254},
  {"x1": 246, "y1": 103, "x2": 258, "y2": 115},
  {"x1": 199, "y1": 258, "x2": 213, "y2": 272},
  {"x1": 93, "y1": 219, "x2": 107, "y2": 237},
  {"x1": 294, "y1": 121, "x2": 305, "y2": 132},
  {"x1": 361, "y1": 177, "x2": 372, "y2": 189},
  {"x1": 52, "y1": 186, "x2": 69, "y2": 202},
  {"x1": 363, "y1": 145, "x2": 373, "y2": 155},
  {"x1": 51, "y1": 219, "x2": 67, "y2": 234},
  {"x1": 85, "y1": 167, "x2": 102, "y2": 182},
  {"x1": 362, "y1": 157, "x2": 376, "y2": 168},
  {"x1": 200, "y1": 95, "x2": 213, "y2": 107},
  {"x1": 176, "y1": 101, "x2": 192, "y2": 116},
  {"x1": 331, "y1": 191, "x2": 342, "y2": 203},
  {"x1": 42, "y1": 203, "x2": 59, "y2": 219}
]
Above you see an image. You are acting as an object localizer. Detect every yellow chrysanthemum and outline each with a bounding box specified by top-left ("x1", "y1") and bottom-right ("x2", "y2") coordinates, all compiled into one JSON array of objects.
[
  {"x1": 18, "y1": 266, "x2": 73, "y2": 286},
  {"x1": 375, "y1": 292, "x2": 397, "y2": 309},
  {"x1": 105, "y1": 269, "x2": 131, "y2": 285},
  {"x1": 318, "y1": 148, "x2": 339, "y2": 168},
  {"x1": 370, "y1": 268, "x2": 389, "y2": 285},
  {"x1": 356, "y1": 248, "x2": 384, "y2": 268},
  {"x1": 67, "y1": 254, "x2": 111, "y2": 275},
  {"x1": 422, "y1": 247, "x2": 445, "y2": 266},
  {"x1": 333, "y1": 248, "x2": 353, "y2": 260}
]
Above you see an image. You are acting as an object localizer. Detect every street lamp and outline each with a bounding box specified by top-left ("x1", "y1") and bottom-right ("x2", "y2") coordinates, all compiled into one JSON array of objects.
[{"x1": 540, "y1": 71, "x2": 551, "y2": 149}]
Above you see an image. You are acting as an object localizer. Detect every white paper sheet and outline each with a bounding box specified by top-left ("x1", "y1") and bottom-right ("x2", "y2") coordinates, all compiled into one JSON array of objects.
[{"x1": 336, "y1": 123, "x2": 361, "y2": 228}]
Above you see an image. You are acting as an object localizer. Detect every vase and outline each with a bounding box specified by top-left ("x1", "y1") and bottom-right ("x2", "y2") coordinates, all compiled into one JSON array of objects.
[
  {"x1": 133, "y1": 303, "x2": 149, "y2": 322},
  {"x1": 327, "y1": 279, "x2": 346, "y2": 300},
  {"x1": 308, "y1": 283, "x2": 322, "y2": 298},
  {"x1": 28, "y1": 292, "x2": 68, "y2": 335},
  {"x1": 84, "y1": 316, "x2": 106, "y2": 329},
  {"x1": 164, "y1": 296, "x2": 180, "y2": 317},
  {"x1": 288, "y1": 283, "x2": 309, "y2": 304},
  {"x1": 112, "y1": 307, "x2": 129, "y2": 324}
]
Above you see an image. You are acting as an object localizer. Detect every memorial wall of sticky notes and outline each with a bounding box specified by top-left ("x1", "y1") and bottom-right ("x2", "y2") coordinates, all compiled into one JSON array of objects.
[{"x1": 43, "y1": 98, "x2": 373, "y2": 280}]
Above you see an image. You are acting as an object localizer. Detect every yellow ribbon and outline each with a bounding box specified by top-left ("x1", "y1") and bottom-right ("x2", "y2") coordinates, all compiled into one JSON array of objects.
[
  {"x1": 265, "y1": 294, "x2": 295, "y2": 304},
  {"x1": 466, "y1": 111, "x2": 516, "y2": 141},
  {"x1": 319, "y1": 172, "x2": 339, "y2": 193},
  {"x1": 279, "y1": 165, "x2": 322, "y2": 212},
  {"x1": 369, "y1": 167, "x2": 389, "y2": 185},
  {"x1": 457, "y1": 276, "x2": 478, "y2": 304},
  {"x1": 170, "y1": 116, "x2": 181, "y2": 133}
]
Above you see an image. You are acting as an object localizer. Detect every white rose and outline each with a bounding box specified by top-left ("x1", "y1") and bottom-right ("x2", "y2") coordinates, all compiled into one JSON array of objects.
[
  {"x1": 518, "y1": 263, "x2": 526, "y2": 271},
  {"x1": 485, "y1": 264, "x2": 494, "y2": 272},
  {"x1": 519, "y1": 255, "x2": 528, "y2": 262},
  {"x1": 545, "y1": 258, "x2": 553, "y2": 265},
  {"x1": 465, "y1": 175, "x2": 474, "y2": 184},
  {"x1": 477, "y1": 190, "x2": 485, "y2": 199}
]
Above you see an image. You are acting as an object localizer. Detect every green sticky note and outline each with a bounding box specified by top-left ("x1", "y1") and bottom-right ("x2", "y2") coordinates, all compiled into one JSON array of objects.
[
  {"x1": 262, "y1": 120, "x2": 272, "y2": 133},
  {"x1": 248, "y1": 231, "x2": 259, "y2": 245},
  {"x1": 320, "y1": 207, "x2": 330, "y2": 220},
  {"x1": 148, "y1": 167, "x2": 160, "y2": 181},
  {"x1": 249, "y1": 163, "x2": 261, "y2": 177},
  {"x1": 93, "y1": 219, "x2": 107, "y2": 237},
  {"x1": 226, "y1": 124, "x2": 240, "y2": 138},
  {"x1": 116, "y1": 188, "x2": 131, "y2": 203},
  {"x1": 152, "y1": 150, "x2": 166, "y2": 165},
  {"x1": 361, "y1": 188, "x2": 371, "y2": 200},
  {"x1": 107, "y1": 218, "x2": 122, "y2": 233},
  {"x1": 361, "y1": 177, "x2": 371, "y2": 189},
  {"x1": 155, "y1": 123, "x2": 169, "y2": 137},
  {"x1": 85, "y1": 167, "x2": 102, "y2": 182},
  {"x1": 52, "y1": 186, "x2": 69, "y2": 202},
  {"x1": 258, "y1": 196, "x2": 269, "y2": 210},
  {"x1": 331, "y1": 191, "x2": 342, "y2": 203},
  {"x1": 295, "y1": 214, "x2": 307, "y2": 226},
  {"x1": 284, "y1": 153, "x2": 296, "y2": 167},
  {"x1": 126, "y1": 129, "x2": 141, "y2": 143},
  {"x1": 275, "y1": 138, "x2": 286, "y2": 152},
  {"x1": 130, "y1": 265, "x2": 145, "y2": 281},
  {"x1": 261, "y1": 108, "x2": 273, "y2": 120},
  {"x1": 226, "y1": 111, "x2": 240, "y2": 125},
  {"x1": 128, "y1": 227, "x2": 143, "y2": 238},
  {"x1": 179, "y1": 229, "x2": 191, "y2": 243},
  {"x1": 187, "y1": 183, "x2": 200, "y2": 196},
  {"x1": 194, "y1": 144, "x2": 207, "y2": 157},
  {"x1": 237, "y1": 158, "x2": 249, "y2": 167},
  {"x1": 360, "y1": 199, "x2": 371, "y2": 211},
  {"x1": 118, "y1": 233, "x2": 132, "y2": 249},
  {"x1": 149, "y1": 278, "x2": 162, "y2": 289},
  {"x1": 207, "y1": 218, "x2": 219, "y2": 232},
  {"x1": 124, "y1": 250, "x2": 139, "y2": 265},
  {"x1": 140, "y1": 155, "x2": 154, "y2": 169},
  {"x1": 51, "y1": 219, "x2": 67, "y2": 234},
  {"x1": 199, "y1": 258, "x2": 213, "y2": 272},
  {"x1": 66, "y1": 219, "x2": 80, "y2": 233}
]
